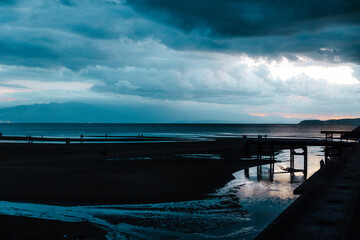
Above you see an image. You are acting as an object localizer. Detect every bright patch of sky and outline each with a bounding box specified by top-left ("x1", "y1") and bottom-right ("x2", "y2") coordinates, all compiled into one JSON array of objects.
[{"x1": 268, "y1": 58, "x2": 359, "y2": 85}]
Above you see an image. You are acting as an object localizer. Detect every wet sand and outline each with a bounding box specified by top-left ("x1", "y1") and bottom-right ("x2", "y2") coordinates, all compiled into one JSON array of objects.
[
  {"x1": 0, "y1": 157, "x2": 269, "y2": 205},
  {"x1": 0, "y1": 139, "x2": 267, "y2": 204},
  {"x1": 0, "y1": 214, "x2": 106, "y2": 240},
  {"x1": 0, "y1": 138, "x2": 270, "y2": 239}
]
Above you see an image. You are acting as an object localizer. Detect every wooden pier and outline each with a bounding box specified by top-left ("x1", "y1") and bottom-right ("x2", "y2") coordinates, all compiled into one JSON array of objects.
[
  {"x1": 321, "y1": 130, "x2": 352, "y2": 141},
  {"x1": 245, "y1": 136, "x2": 356, "y2": 178},
  {"x1": 255, "y1": 126, "x2": 360, "y2": 239},
  {"x1": 0, "y1": 133, "x2": 356, "y2": 176},
  {"x1": 255, "y1": 143, "x2": 360, "y2": 240}
]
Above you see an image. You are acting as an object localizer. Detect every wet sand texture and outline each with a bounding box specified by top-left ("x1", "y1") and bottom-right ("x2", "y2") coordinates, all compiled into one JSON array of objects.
[
  {"x1": 0, "y1": 138, "x2": 272, "y2": 239},
  {"x1": 0, "y1": 139, "x2": 266, "y2": 205},
  {"x1": 0, "y1": 214, "x2": 106, "y2": 240}
]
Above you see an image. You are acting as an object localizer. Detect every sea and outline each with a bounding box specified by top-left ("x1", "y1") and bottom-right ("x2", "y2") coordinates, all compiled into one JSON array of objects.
[
  {"x1": 0, "y1": 123, "x2": 355, "y2": 139},
  {"x1": 0, "y1": 123, "x2": 356, "y2": 239}
]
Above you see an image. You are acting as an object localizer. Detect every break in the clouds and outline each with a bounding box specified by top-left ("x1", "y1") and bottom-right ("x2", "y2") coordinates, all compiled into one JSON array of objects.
[{"x1": 0, "y1": 0, "x2": 359, "y2": 122}]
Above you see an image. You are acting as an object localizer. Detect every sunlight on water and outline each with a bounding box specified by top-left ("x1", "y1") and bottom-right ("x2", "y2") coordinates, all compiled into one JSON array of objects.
[{"x1": 0, "y1": 146, "x2": 325, "y2": 239}]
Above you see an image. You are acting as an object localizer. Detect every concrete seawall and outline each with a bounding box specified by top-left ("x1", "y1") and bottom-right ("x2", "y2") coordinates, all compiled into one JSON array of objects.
[{"x1": 256, "y1": 143, "x2": 360, "y2": 239}]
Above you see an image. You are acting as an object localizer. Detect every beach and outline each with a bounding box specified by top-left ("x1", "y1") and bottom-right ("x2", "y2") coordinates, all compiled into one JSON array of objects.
[
  {"x1": 0, "y1": 138, "x2": 272, "y2": 239},
  {"x1": 0, "y1": 214, "x2": 107, "y2": 240},
  {"x1": 0, "y1": 139, "x2": 269, "y2": 204},
  {"x1": 0, "y1": 124, "x2": 353, "y2": 239}
]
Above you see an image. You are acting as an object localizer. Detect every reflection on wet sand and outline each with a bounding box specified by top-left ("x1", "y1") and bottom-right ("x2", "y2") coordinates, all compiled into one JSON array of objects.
[
  {"x1": 219, "y1": 146, "x2": 322, "y2": 200},
  {"x1": 253, "y1": 162, "x2": 275, "y2": 182},
  {"x1": 246, "y1": 146, "x2": 311, "y2": 184},
  {"x1": 246, "y1": 161, "x2": 304, "y2": 184}
]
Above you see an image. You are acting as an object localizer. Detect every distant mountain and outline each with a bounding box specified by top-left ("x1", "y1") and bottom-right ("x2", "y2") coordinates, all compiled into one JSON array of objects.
[
  {"x1": 299, "y1": 118, "x2": 360, "y2": 125},
  {"x1": 0, "y1": 102, "x2": 122, "y2": 123},
  {"x1": 0, "y1": 102, "x2": 301, "y2": 123},
  {"x1": 173, "y1": 120, "x2": 234, "y2": 124},
  {"x1": 0, "y1": 102, "x2": 254, "y2": 123},
  {"x1": 0, "y1": 102, "x2": 179, "y2": 123}
]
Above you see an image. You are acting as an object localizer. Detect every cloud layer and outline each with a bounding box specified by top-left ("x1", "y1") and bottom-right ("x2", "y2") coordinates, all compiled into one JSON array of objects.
[
  {"x1": 127, "y1": 0, "x2": 360, "y2": 36},
  {"x1": 0, "y1": 0, "x2": 359, "y2": 121},
  {"x1": 127, "y1": 0, "x2": 360, "y2": 64}
]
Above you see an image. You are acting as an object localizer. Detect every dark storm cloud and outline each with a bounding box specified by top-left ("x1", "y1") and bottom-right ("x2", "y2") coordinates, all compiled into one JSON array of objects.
[
  {"x1": 0, "y1": 0, "x2": 170, "y2": 70},
  {"x1": 59, "y1": 0, "x2": 76, "y2": 6},
  {"x1": 0, "y1": 29, "x2": 114, "y2": 70},
  {"x1": 126, "y1": 0, "x2": 360, "y2": 37},
  {"x1": 0, "y1": 0, "x2": 357, "y2": 71},
  {"x1": 125, "y1": 0, "x2": 360, "y2": 64}
]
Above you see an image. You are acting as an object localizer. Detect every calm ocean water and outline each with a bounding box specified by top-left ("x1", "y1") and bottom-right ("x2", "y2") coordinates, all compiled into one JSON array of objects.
[
  {"x1": 0, "y1": 123, "x2": 357, "y2": 239},
  {"x1": 0, "y1": 123, "x2": 356, "y2": 138}
]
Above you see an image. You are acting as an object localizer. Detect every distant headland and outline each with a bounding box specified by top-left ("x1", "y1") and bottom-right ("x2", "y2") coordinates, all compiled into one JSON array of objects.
[{"x1": 299, "y1": 118, "x2": 360, "y2": 125}]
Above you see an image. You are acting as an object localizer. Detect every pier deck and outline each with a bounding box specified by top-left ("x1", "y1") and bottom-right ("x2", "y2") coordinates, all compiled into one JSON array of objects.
[{"x1": 245, "y1": 137, "x2": 356, "y2": 148}]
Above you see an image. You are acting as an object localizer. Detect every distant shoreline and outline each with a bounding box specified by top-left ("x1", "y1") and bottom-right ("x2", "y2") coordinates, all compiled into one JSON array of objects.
[{"x1": 299, "y1": 118, "x2": 360, "y2": 125}]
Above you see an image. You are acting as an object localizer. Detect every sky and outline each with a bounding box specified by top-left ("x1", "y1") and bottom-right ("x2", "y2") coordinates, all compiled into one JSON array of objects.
[{"x1": 0, "y1": 0, "x2": 359, "y2": 123}]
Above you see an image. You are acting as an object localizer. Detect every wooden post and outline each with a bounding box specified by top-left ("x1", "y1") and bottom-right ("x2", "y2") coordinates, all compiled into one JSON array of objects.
[
  {"x1": 269, "y1": 162, "x2": 274, "y2": 182},
  {"x1": 290, "y1": 172, "x2": 295, "y2": 183},
  {"x1": 257, "y1": 137, "x2": 262, "y2": 160},
  {"x1": 303, "y1": 146, "x2": 308, "y2": 178},
  {"x1": 244, "y1": 168, "x2": 249, "y2": 178},
  {"x1": 290, "y1": 147, "x2": 295, "y2": 169},
  {"x1": 270, "y1": 141, "x2": 275, "y2": 161},
  {"x1": 257, "y1": 165, "x2": 262, "y2": 180}
]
